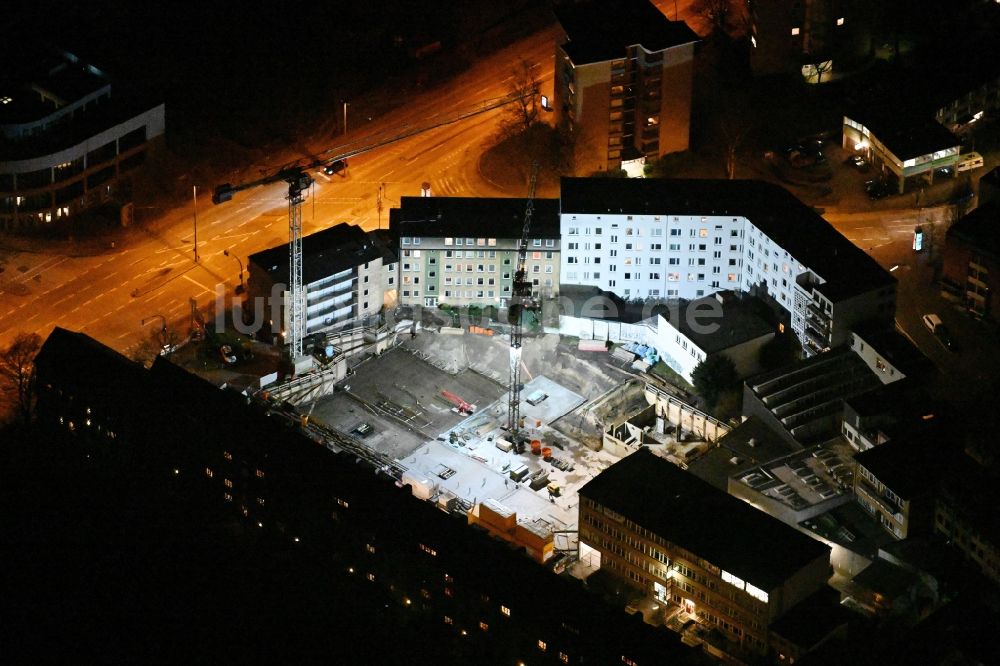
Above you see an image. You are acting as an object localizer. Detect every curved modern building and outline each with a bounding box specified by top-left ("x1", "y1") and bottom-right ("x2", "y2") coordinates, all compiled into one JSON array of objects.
[{"x1": 0, "y1": 45, "x2": 164, "y2": 230}]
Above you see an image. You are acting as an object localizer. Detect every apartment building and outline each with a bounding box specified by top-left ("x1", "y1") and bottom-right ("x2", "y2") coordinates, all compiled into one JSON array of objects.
[
  {"x1": 935, "y1": 467, "x2": 1000, "y2": 587},
  {"x1": 553, "y1": 0, "x2": 698, "y2": 174},
  {"x1": 747, "y1": 0, "x2": 875, "y2": 79},
  {"x1": 0, "y1": 44, "x2": 165, "y2": 230},
  {"x1": 390, "y1": 196, "x2": 560, "y2": 308},
  {"x1": 853, "y1": 434, "x2": 941, "y2": 540},
  {"x1": 247, "y1": 223, "x2": 395, "y2": 344},
  {"x1": 941, "y1": 200, "x2": 1000, "y2": 318},
  {"x1": 559, "y1": 177, "x2": 896, "y2": 357},
  {"x1": 578, "y1": 448, "x2": 831, "y2": 655}
]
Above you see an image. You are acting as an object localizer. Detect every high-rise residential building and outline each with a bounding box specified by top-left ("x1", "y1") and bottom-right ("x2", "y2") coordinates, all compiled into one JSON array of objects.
[
  {"x1": 390, "y1": 196, "x2": 560, "y2": 309},
  {"x1": 558, "y1": 177, "x2": 896, "y2": 356},
  {"x1": 246, "y1": 223, "x2": 396, "y2": 344},
  {"x1": 553, "y1": 0, "x2": 698, "y2": 174}
]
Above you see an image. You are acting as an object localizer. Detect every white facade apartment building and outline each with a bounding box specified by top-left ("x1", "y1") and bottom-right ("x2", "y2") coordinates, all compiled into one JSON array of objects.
[{"x1": 559, "y1": 177, "x2": 896, "y2": 356}]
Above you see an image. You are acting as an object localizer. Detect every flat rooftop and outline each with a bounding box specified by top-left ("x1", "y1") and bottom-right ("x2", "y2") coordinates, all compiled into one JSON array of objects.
[
  {"x1": 392, "y1": 196, "x2": 561, "y2": 240},
  {"x1": 249, "y1": 222, "x2": 383, "y2": 285},
  {"x1": 580, "y1": 447, "x2": 830, "y2": 591},
  {"x1": 555, "y1": 0, "x2": 698, "y2": 65},
  {"x1": 686, "y1": 416, "x2": 797, "y2": 490},
  {"x1": 733, "y1": 445, "x2": 853, "y2": 513},
  {"x1": 671, "y1": 291, "x2": 774, "y2": 354}
]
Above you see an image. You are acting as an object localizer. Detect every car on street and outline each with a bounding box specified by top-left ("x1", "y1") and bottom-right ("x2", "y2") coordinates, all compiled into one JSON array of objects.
[
  {"x1": 922, "y1": 313, "x2": 958, "y2": 351},
  {"x1": 866, "y1": 179, "x2": 891, "y2": 200}
]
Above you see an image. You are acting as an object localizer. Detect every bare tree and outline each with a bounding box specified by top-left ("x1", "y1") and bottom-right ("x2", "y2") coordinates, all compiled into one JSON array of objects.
[
  {"x1": 497, "y1": 59, "x2": 540, "y2": 140},
  {"x1": 691, "y1": 0, "x2": 747, "y2": 38},
  {"x1": 0, "y1": 332, "x2": 42, "y2": 425}
]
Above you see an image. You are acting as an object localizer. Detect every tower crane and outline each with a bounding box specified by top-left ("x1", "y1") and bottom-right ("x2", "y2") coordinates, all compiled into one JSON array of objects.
[
  {"x1": 211, "y1": 87, "x2": 539, "y2": 362},
  {"x1": 507, "y1": 162, "x2": 540, "y2": 434}
]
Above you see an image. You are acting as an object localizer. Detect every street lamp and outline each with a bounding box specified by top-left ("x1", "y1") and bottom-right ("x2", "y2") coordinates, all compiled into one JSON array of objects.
[
  {"x1": 342, "y1": 99, "x2": 349, "y2": 136},
  {"x1": 192, "y1": 185, "x2": 199, "y2": 263},
  {"x1": 224, "y1": 249, "x2": 245, "y2": 294}
]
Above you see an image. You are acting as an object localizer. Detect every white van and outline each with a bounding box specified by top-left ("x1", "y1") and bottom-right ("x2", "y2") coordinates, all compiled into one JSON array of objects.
[
  {"x1": 922, "y1": 313, "x2": 943, "y2": 333},
  {"x1": 956, "y1": 152, "x2": 984, "y2": 173}
]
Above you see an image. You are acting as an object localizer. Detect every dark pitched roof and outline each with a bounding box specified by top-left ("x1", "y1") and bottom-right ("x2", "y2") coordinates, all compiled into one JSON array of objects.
[
  {"x1": 579, "y1": 448, "x2": 829, "y2": 590},
  {"x1": 34, "y1": 327, "x2": 145, "y2": 393},
  {"x1": 558, "y1": 283, "x2": 664, "y2": 323},
  {"x1": 559, "y1": 177, "x2": 894, "y2": 303},
  {"x1": 946, "y1": 201, "x2": 1000, "y2": 260},
  {"x1": 768, "y1": 587, "x2": 851, "y2": 650},
  {"x1": 394, "y1": 196, "x2": 561, "y2": 239},
  {"x1": 248, "y1": 222, "x2": 382, "y2": 286},
  {"x1": 673, "y1": 291, "x2": 774, "y2": 354},
  {"x1": 555, "y1": 0, "x2": 698, "y2": 65}
]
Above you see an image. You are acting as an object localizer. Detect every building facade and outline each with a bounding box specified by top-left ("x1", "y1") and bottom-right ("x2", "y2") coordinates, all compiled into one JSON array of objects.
[
  {"x1": 941, "y1": 201, "x2": 1000, "y2": 318},
  {"x1": 391, "y1": 196, "x2": 560, "y2": 309},
  {"x1": 558, "y1": 177, "x2": 895, "y2": 358},
  {"x1": 579, "y1": 448, "x2": 830, "y2": 655},
  {"x1": 0, "y1": 46, "x2": 165, "y2": 230},
  {"x1": 247, "y1": 223, "x2": 396, "y2": 344},
  {"x1": 553, "y1": 0, "x2": 698, "y2": 173},
  {"x1": 747, "y1": 0, "x2": 875, "y2": 79}
]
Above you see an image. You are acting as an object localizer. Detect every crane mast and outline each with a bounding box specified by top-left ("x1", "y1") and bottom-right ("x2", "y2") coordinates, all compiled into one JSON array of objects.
[
  {"x1": 211, "y1": 86, "x2": 539, "y2": 366},
  {"x1": 507, "y1": 163, "x2": 540, "y2": 434}
]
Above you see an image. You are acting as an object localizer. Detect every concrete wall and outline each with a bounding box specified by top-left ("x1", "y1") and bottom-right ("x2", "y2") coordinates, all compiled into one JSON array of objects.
[
  {"x1": 657, "y1": 43, "x2": 694, "y2": 155},
  {"x1": 644, "y1": 383, "x2": 730, "y2": 443}
]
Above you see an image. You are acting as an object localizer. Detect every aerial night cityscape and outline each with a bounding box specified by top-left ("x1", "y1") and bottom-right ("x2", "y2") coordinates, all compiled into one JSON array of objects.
[{"x1": 4, "y1": 0, "x2": 1000, "y2": 663}]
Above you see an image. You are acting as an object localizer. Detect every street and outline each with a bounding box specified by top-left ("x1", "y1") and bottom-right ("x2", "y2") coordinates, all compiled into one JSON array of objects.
[{"x1": 0, "y1": 26, "x2": 561, "y2": 354}]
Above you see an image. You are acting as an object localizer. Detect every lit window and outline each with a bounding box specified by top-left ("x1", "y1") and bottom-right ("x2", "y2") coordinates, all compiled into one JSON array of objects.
[
  {"x1": 366, "y1": 543, "x2": 376, "y2": 554},
  {"x1": 337, "y1": 497, "x2": 349, "y2": 508},
  {"x1": 836, "y1": 17, "x2": 845, "y2": 26},
  {"x1": 444, "y1": 615, "x2": 453, "y2": 625},
  {"x1": 419, "y1": 543, "x2": 437, "y2": 556},
  {"x1": 0, "y1": 96, "x2": 11, "y2": 105},
  {"x1": 205, "y1": 467, "x2": 214, "y2": 478},
  {"x1": 223, "y1": 451, "x2": 232, "y2": 460},
  {"x1": 256, "y1": 469, "x2": 265, "y2": 478},
  {"x1": 538, "y1": 640, "x2": 547, "y2": 652},
  {"x1": 559, "y1": 653, "x2": 569, "y2": 664},
  {"x1": 501, "y1": 605, "x2": 511, "y2": 617},
  {"x1": 224, "y1": 478, "x2": 233, "y2": 488},
  {"x1": 257, "y1": 497, "x2": 265, "y2": 506},
  {"x1": 367, "y1": 573, "x2": 375, "y2": 582},
  {"x1": 224, "y1": 492, "x2": 233, "y2": 502},
  {"x1": 479, "y1": 621, "x2": 489, "y2": 632},
  {"x1": 791, "y1": 27, "x2": 800, "y2": 35}
]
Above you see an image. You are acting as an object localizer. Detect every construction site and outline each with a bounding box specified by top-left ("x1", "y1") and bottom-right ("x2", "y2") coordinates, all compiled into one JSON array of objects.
[{"x1": 304, "y1": 325, "x2": 721, "y2": 565}]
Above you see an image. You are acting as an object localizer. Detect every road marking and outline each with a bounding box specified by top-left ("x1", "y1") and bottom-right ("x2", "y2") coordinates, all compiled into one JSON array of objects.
[{"x1": 183, "y1": 274, "x2": 214, "y2": 295}]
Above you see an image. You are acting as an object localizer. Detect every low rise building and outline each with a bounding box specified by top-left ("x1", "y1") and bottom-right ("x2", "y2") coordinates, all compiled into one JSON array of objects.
[
  {"x1": 742, "y1": 346, "x2": 881, "y2": 448},
  {"x1": 853, "y1": 433, "x2": 942, "y2": 540},
  {"x1": 246, "y1": 223, "x2": 395, "y2": 344},
  {"x1": 841, "y1": 379, "x2": 938, "y2": 452},
  {"x1": 0, "y1": 44, "x2": 165, "y2": 230},
  {"x1": 578, "y1": 447, "x2": 831, "y2": 655},
  {"x1": 390, "y1": 196, "x2": 560, "y2": 308},
  {"x1": 849, "y1": 323, "x2": 934, "y2": 384},
  {"x1": 655, "y1": 290, "x2": 774, "y2": 383}
]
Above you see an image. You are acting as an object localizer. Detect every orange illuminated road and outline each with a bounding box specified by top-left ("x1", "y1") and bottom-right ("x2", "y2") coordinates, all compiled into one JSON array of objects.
[{"x1": 0, "y1": 25, "x2": 562, "y2": 354}]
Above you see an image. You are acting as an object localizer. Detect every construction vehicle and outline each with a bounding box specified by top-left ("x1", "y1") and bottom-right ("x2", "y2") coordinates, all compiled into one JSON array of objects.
[
  {"x1": 506, "y1": 162, "x2": 540, "y2": 434},
  {"x1": 211, "y1": 87, "x2": 539, "y2": 364}
]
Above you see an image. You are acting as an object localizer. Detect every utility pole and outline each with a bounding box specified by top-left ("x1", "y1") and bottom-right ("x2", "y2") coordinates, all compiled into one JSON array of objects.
[
  {"x1": 377, "y1": 182, "x2": 384, "y2": 229},
  {"x1": 192, "y1": 185, "x2": 199, "y2": 263},
  {"x1": 343, "y1": 100, "x2": 349, "y2": 136}
]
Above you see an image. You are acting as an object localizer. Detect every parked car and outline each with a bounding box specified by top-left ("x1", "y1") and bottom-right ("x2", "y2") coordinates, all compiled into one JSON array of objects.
[
  {"x1": 849, "y1": 155, "x2": 870, "y2": 171},
  {"x1": 219, "y1": 344, "x2": 237, "y2": 364}
]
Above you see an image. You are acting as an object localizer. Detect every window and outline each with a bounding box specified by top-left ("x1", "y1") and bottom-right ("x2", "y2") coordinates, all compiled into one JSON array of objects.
[
  {"x1": 538, "y1": 640, "x2": 547, "y2": 652},
  {"x1": 791, "y1": 27, "x2": 800, "y2": 35},
  {"x1": 479, "y1": 621, "x2": 489, "y2": 632},
  {"x1": 699, "y1": 228, "x2": 708, "y2": 237},
  {"x1": 836, "y1": 17, "x2": 845, "y2": 26},
  {"x1": 444, "y1": 237, "x2": 453, "y2": 245},
  {"x1": 501, "y1": 605, "x2": 511, "y2": 617}
]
